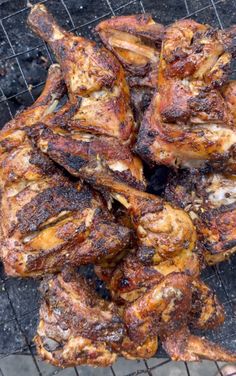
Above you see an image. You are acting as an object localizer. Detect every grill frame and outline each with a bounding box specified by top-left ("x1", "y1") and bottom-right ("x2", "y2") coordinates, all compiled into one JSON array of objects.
[{"x1": 0, "y1": 0, "x2": 236, "y2": 375}]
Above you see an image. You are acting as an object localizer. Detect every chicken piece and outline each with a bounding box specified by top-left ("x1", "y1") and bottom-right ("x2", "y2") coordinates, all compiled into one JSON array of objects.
[
  {"x1": 27, "y1": 5, "x2": 145, "y2": 190},
  {"x1": 35, "y1": 268, "x2": 124, "y2": 367},
  {"x1": 0, "y1": 130, "x2": 131, "y2": 277},
  {"x1": 136, "y1": 20, "x2": 236, "y2": 171},
  {"x1": 163, "y1": 326, "x2": 236, "y2": 362},
  {"x1": 28, "y1": 4, "x2": 134, "y2": 143},
  {"x1": 30, "y1": 123, "x2": 146, "y2": 190},
  {"x1": 190, "y1": 279, "x2": 225, "y2": 330},
  {"x1": 96, "y1": 15, "x2": 164, "y2": 126},
  {"x1": 97, "y1": 254, "x2": 225, "y2": 333},
  {"x1": 123, "y1": 273, "x2": 192, "y2": 343},
  {"x1": 165, "y1": 170, "x2": 236, "y2": 265},
  {"x1": 95, "y1": 15, "x2": 163, "y2": 89},
  {"x1": 91, "y1": 178, "x2": 199, "y2": 304},
  {"x1": 0, "y1": 71, "x2": 131, "y2": 277},
  {"x1": 90, "y1": 178, "x2": 198, "y2": 266},
  {"x1": 100, "y1": 251, "x2": 199, "y2": 303},
  {"x1": 123, "y1": 272, "x2": 234, "y2": 362},
  {"x1": 35, "y1": 268, "x2": 159, "y2": 366}
]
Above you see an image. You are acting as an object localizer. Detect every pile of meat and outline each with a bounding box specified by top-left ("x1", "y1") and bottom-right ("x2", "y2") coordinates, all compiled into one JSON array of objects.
[{"x1": 0, "y1": 3, "x2": 236, "y2": 367}]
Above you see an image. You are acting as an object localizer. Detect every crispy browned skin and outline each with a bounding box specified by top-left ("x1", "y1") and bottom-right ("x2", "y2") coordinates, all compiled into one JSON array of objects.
[
  {"x1": 136, "y1": 20, "x2": 236, "y2": 171},
  {"x1": 99, "y1": 254, "x2": 225, "y2": 333},
  {"x1": 101, "y1": 252, "x2": 197, "y2": 304},
  {"x1": 27, "y1": 5, "x2": 145, "y2": 190},
  {"x1": 0, "y1": 129, "x2": 130, "y2": 277},
  {"x1": 190, "y1": 279, "x2": 225, "y2": 330},
  {"x1": 96, "y1": 15, "x2": 164, "y2": 127},
  {"x1": 123, "y1": 273, "x2": 192, "y2": 344},
  {"x1": 119, "y1": 271, "x2": 231, "y2": 361},
  {"x1": 27, "y1": 4, "x2": 133, "y2": 142},
  {"x1": 0, "y1": 68, "x2": 131, "y2": 276},
  {"x1": 36, "y1": 269, "x2": 235, "y2": 365},
  {"x1": 165, "y1": 170, "x2": 236, "y2": 264},
  {"x1": 35, "y1": 268, "x2": 159, "y2": 366},
  {"x1": 91, "y1": 178, "x2": 198, "y2": 267},
  {"x1": 30, "y1": 124, "x2": 146, "y2": 190},
  {"x1": 35, "y1": 269, "x2": 124, "y2": 367},
  {"x1": 163, "y1": 326, "x2": 236, "y2": 362}
]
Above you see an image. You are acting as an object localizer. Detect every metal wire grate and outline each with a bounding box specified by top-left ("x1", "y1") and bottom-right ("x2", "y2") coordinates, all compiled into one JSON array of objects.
[{"x1": 0, "y1": 0, "x2": 236, "y2": 374}]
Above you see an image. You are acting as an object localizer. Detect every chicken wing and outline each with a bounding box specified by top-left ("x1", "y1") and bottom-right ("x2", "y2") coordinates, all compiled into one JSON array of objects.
[
  {"x1": 123, "y1": 272, "x2": 192, "y2": 343},
  {"x1": 163, "y1": 326, "x2": 236, "y2": 362},
  {"x1": 90, "y1": 178, "x2": 198, "y2": 267},
  {"x1": 136, "y1": 20, "x2": 236, "y2": 171},
  {"x1": 122, "y1": 272, "x2": 234, "y2": 362},
  {"x1": 27, "y1": 5, "x2": 145, "y2": 190},
  {"x1": 35, "y1": 268, "x2": 124, "y2": 367},
  {"x1": 96, "y1": 15, "x2": 164, "y2": 126},
  {"x1": 165, "y1": 170, "x2": 236, "y2": 264},
  {"x1": 35, "y1": 267, "x2": 159, "y2": 366},
  {"x1": 190, "y1": 279, "x2": 225, "y2": 330}
]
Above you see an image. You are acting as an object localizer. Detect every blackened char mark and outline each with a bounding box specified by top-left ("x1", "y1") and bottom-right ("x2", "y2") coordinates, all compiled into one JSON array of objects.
[{"x1": 17, "y1": 185, "x2": 93, "y2": 234}]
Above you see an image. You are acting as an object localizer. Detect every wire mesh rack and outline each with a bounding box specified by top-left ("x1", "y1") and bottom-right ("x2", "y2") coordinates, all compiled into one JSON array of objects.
[{"x1": 0, "y1": 0, "x2": 236, "y2": 375}]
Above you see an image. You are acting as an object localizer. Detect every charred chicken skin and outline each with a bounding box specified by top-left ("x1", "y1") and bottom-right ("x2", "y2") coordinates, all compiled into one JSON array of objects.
[
  {"x1": 36, "y1": 269, "x2": 236, "y2": 366},
  {"x1": 27, "y1": 5, "x2": 145, "y2": 190},
  {"x1": 91, "y1": 178, "x2": 198, "y2": 269},
  {"x1": 35, "y1": 269, "x2": 124, "y2": 367},
  {"x1": 136, "y1": 20, "x2": 236, "y2": 171},
  {"x1": 0, "y1": 68, "x2": 130, "y2": 277},
  {"x1": 35, "y1": 268, "x2": 158, "y2": 366},
  {"x1": 1, "y1": 7, "x2": 235, "y2": 365},
  {"x1": 165, "y1": 170, "x2": 236, "y2": 265}
]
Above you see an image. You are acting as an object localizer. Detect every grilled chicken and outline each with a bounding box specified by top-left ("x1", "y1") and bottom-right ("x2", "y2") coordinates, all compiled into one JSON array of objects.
[
  {"x1": 27, "y1": 5, "x2": 145, "y2": 190},
  {"x1": 136, "y1": 20, "x2": 236, "y2": 171},
  {"x1": 96, "y1": 15, "x2": 163, "y2": 88},
  {"x1": 96, "y1": 15, "x2": 164, "y2": 126},
  {"x1": 91, "y1": 178, "x2": 198, "y2": 267},
  {"x1": 0, "y1": 69, "x2": 130, "y2": 277},
  {"x1": 36, "y1": 269, "x2": 235, "y2": 366},
  {"x1": 123, "y1": 272, "x2": 192, "y2": 343},
  {"x1": 190, "y1": 279, "x2": 225, "y2": 330},
  {"x1": 97, "y1": 251, "x2": 199, "y2": 304},
  {"x1": 30, "y1": 123, "x2": 145, "y2": 190},
  {"x1": 35, "y1": 268, "x2": 124, "y2": 367},
  {"x1": 35, "y1": 268, "x2": 158, "y2": 366},
  {"x1": 162, "y1": 326, "x2": 236, "y2": 362},
  {"x1": 165, "y1": 170, "x2": 236, "y2": 265},
  {"x1": 119, "y1": 272, "x2": 234, "y2": 362}
]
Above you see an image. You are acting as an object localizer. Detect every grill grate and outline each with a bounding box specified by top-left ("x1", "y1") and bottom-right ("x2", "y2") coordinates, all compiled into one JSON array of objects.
[{"x1": 0, "y1": 0, "x2": 236, "y2": 375}]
